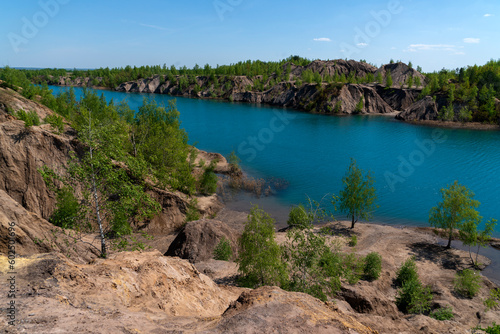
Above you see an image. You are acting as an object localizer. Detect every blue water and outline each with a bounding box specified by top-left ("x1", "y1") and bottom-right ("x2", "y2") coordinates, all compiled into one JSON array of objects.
[{"x1": 48, "y1": 86, "x2": 500, "y2": 237}]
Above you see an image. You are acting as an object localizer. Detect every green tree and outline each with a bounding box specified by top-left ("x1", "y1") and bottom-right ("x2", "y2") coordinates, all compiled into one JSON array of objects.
[
  {"x1": 406, "y1": 75, "x2": 414, "y2": 89},
  {"x1": 237, "y1": 205, "x2": 287, "y2": 288},
  {"x1": 70, "y1": 106, "x2": 159, "y2": 257},
  {"x1": 354, "y1": 97, "x2": 364, "y2": 113},
  {"x1": 385, "y1": 70, "x2": 393, "y2": 88},
  {"x1": 282, "y1": 225, "x2": 342, "y2": 301},
  {"x1": 133, "y1": 99, "x2": 196, "y2": 194},
  {"x1": 337, "y1": 158, "x2": 377, "y2": 229},
  {"x1": 363, "y1": 252, "x2": 382, "y2": 281},
  {"x1": 429, "y1": 181, "x2": 480, "y2": 249},
  {"x1": 213, "y1": 236, "x2": 233, "y2": 261},
  {"x1": 199, "y1": 161, "x2": 218, "y2": 195},
  {"x1": 414, "y1": 76, "x2": 421, "y2": 88},
  {"x1": 460, "y1": 218, "x2": 497, "y2": 267},
  {"x1": 287, "y1": 204, "x2": 313, "y2": 230}
]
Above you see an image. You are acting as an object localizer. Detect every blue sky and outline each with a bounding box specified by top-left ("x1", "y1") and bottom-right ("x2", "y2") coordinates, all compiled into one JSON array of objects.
[{"x1": 0, "y1": 0, "x2": 499, "y2": 72}]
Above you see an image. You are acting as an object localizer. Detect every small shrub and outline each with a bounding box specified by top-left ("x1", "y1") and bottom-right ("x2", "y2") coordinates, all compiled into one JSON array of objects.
[
  {"x1": 343, "y1": 253, "x2": 364, "y2": 285},
  {"x1": 395, "y1": 278, "x2": 432, "y2": 314},
  {"x1": 199, "y1": 162, "x2": 218, "y2": 195},
  {"x1": 354, "y1": 97, "x2": 364, "y2": 114},
  {"x1": 348, "y1": 234, "x2": 357, "y2": 247},
  {"x1": 484, "y1": 288, "x2": 500, "y2": 311},
  {"x1": 185, "y1": 199, "x2": 200, "y2": 222},
  {"x1": 50, "y1": 186, "x2": 81, "y2": 229},
  {"x1": 396, "y1": 257, "x2": 419, "y2": 286},
  {"x1": 334, "y1": 100, "x2": 342, "y2": 114},
  {"x1": 364, "y1": 252, "x2": 382, "y2": 281},
  {"x1": 482, "y1": 323, "x2": 500, "y2": 334},
  {"x1": 430, "y1": 306, "x2": 454, "y2": 321},
  {"x1": 454, "y1": 269, "x2": 481, "y2": 298},
  {"x1": 287, "y1": 204, "x2": 312, "y2": 230},
  {"x1": 44, "y1": 114, "x2": 64, "y2": 134},
  {"x1": 213, "y1": 236, "x2": 233, "y2": 261},
  {"x1": 15, "y1": 109, "x2": 40, "y2": 127}
]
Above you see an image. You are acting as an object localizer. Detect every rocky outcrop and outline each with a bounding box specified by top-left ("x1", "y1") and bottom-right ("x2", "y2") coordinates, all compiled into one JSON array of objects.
[
  {"x1": 165, "y1": 219, "x2": 239, "y2": 262},
  {"x1": 376, "y1": 85, "x2": 420, "y2": 111},
  {"x1": 0, "y1": 251, "x2": 381, "y2": 333},
  {"x1": 396, "y1": 96, "x2": 439, "y2": 121},
  {"x1": 375, "y1": 62, "x2": 426, "y2": 88},
  {"x1": 290, "y1": 59, "x2": 378, "y2": 79},
  {"x1": 208, "y1": 286, "x2": 377, "y2": 334},
  {"x1": 0, "y1": 116, "x2": 78, "y2": 219},
  {"x1": 0, "y1": 189, "x2": 100, "y2": 263},
  {"x1": 337, "y1": 84, "x2": 394, "y2": 114}
]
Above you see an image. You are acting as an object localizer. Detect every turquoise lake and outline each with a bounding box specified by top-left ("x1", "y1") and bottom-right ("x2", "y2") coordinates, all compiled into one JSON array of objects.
[{"x1": 48, "y1": 86, "x2": 500, "y2": 237}]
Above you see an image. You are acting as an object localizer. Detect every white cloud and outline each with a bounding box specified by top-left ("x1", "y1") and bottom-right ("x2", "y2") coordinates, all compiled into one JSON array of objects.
[
  {"x1": 406, "y1": 44, "x2": 456, "y2": 52},
  {"x1": 454, "y1": 51, "x2": 466, "y2": 55},
  {"x1": 313, "y1": 37, "x2": 331, "y2": 42},
  {"x1": 463, "y1": 37, "x2": 480, "y2": 44},
  {"x1": 484, "y1": 13, "x2": 493, "y2": 17},
  {"x1": 140, "y1": 23, "x2": 169, "y2": 31},
  {"x1": 356, "y1": 42, "x2": 368, "y2": 47}
]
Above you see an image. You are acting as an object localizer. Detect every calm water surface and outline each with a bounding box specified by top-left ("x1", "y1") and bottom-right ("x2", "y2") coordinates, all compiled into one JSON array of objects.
[{"x1": 49, "y1": 86, "x2": 500, "y2": 237}]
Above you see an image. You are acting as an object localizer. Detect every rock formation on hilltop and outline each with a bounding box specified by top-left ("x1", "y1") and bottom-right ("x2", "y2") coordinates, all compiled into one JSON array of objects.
[{"x1": 375, "y1": 62, "x2": 426, "y2": 88}]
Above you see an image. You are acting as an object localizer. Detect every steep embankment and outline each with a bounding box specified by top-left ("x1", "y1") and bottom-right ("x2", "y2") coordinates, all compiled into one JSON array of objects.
[{"x1": 0, "y1": 86, "x2": 222, "y2": 259}]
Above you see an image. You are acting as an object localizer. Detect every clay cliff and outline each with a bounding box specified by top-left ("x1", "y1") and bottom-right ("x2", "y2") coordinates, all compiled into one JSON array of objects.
[{"x1": 0, "y1": 86, "x2": 221, "y2": 249}]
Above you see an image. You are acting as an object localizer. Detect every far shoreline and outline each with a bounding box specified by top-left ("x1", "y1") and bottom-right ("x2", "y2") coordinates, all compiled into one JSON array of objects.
[{"x1": 48, "y1": 83, "x2": 500, "y2": 132}]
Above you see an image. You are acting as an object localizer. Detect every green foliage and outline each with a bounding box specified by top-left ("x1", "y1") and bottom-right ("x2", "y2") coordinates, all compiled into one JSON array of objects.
[
  {"x1": 227, "y1": 150, "x2": 241, "y2": 175},
  {"x1": 287, "y1": 204, "x2": 313, "y2": 230},
  {"x1": 458, "y1": 106, "x2": 473, "y2": 122},
  {"x1": 44, "y1": 114, "x2": 64, "y2": 134},
  {"x1": 484, "y1": 288, "x2": 500, "y2": 311},
  {"x1": 354, "y1": 97, "x2": 364, "y2": 114},
  {"x1": 185, "y1": 199, "x2": 200, "y2": 222},
  {"x1": 282, "y1": 226, "x2": 342, "y2": 300},
  {"x1": 342, "y1": 252, "x2": 365, "y2": 285},
  {"x1": 460, "y1": 218, "x2": 497, "y2": 267},
  {"x1": 385, "y1": 70, "x2": 393, "y2": 88},
  {"x1": 396, "y1": 257, "x2": 419, "y2": 286},
  {"x1": 337, "y1": 158, "x2": 377, "y2": 228},
  {"x1": 363, "y1": 252, "x2": 382, "y2": 281},
  {"x1": 479, "y1": 323, "x2": 500, "y2": 334},
  {"x1": 348, "y1": 234, "x2": 357, "y2": 247},
  {"x1": 199, "y1": 161, "x2": 218, "y2": 195},
  {"x1": 395, "y1": 277, "x2": 433, "y2": 314},
  {"x1": 130, "y1": 98, "x2": 196, "y2": 194},
  {"x1": 213, "y1": 236, "x2": 233, "y2": 261},
  {"x1": 439, "y1": 104, "x2": 455, "y2": 121},
  {"x1": 237, "y1": 205, "x2": 287, "y2": 288},
  {"x1": 454, "y1": 269, "x2": 481, "y2": 298},
  {"x1": 414, "y1": 76, "x2": 421, "y2": 88},
  {"x1": 14, "y1": 109, "x2": 40, "y2": 127},
  {"x1": 50, "y1": 186, "x2": 83, "y2": 229},
  {"x1": 406, "y1": 75, "x2": 414, "y2": 88},
  {"x1": 429, "y1": 181, "x2": 480, "y2": 248},
  {"x1": 334, "y1": 100, "x2": 342, "y2": 113},
  {"x1": 430, "y1": 306, "x2": 454, "y2": 320}
]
